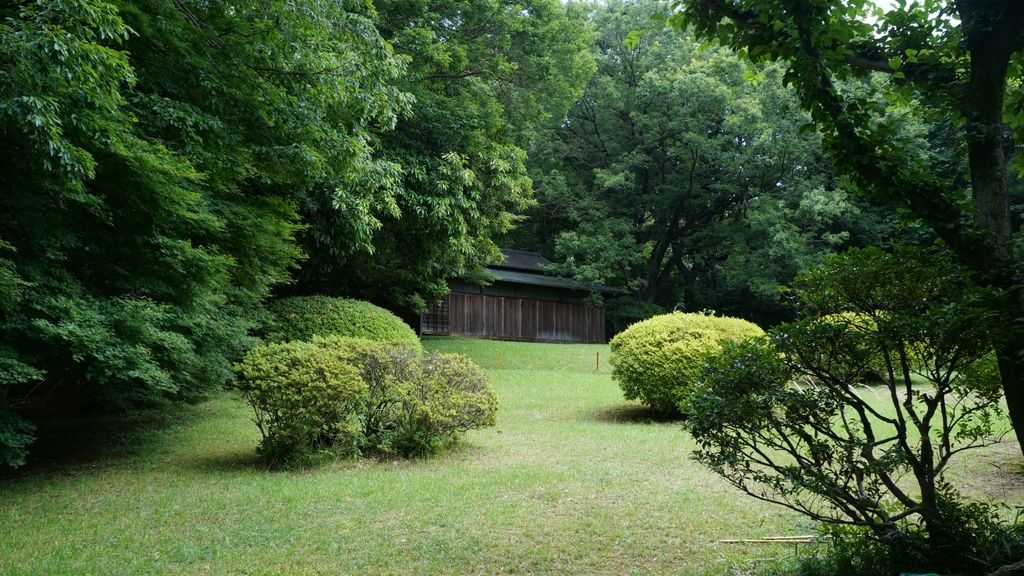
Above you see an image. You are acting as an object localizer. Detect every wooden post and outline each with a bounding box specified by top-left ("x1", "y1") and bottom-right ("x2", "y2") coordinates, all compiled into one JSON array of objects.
[
  {"x1": 595, "y1": 351, "x2": 600, "y2": 371},
  {"x1": 497, "y1": 352, "x2": 502, "y2": 369}
]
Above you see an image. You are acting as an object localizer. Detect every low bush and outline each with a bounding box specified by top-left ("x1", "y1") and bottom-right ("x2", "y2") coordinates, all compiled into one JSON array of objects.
[
  {"x1": 264, "y1": 296, "x2": 421, "y2": 350},
  {"x1": 758, "y1": 507, "x2": 1024, "y2": 576},
  {"x1": 406, "y1": 352, "x2": 499, "y2": 454},
  {"x1": 315, "y1": 336, "x2": 498, "y2": 456},
  {"x1": 234, "y1": 335, "x2": 498, "y2": 465},
  {"x1": 814, "y1": 312, "x2": 945, "y2": 385},
  {"x1": 608, "y1": 312, "x2": 763, "y2": 414},
  {"x1": 232, "y1": 341, "x2": 367, "y2": 467},
  {"x1": 316, "y1": 335, "x2": 421, "y2": 448}
]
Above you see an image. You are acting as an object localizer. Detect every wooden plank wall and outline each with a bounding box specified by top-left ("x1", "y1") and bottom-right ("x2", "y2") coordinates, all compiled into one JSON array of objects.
[{"x1": 448, "y1": 292, "x2": 605, "y2": 343}]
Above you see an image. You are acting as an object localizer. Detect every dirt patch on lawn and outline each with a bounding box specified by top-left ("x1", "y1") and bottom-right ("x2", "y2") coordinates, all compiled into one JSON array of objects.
[{"x1": 950, "y1": 438, "x2": 1024, "y2": 504}]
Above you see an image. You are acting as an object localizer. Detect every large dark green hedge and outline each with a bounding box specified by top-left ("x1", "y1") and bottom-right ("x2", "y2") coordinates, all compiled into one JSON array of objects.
[{"x1": 265, "y1": 296, "x2": 421, "y2": 350}]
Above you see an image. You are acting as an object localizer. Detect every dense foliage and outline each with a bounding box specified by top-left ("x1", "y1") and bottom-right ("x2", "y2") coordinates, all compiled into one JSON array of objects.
[
  {"x1": 3, "y1": 0, "x2": 381, "y2": 465},
  {"x1": 0, "y1": 0, "x2": 575, "y2": 467},
  {"x1": 319, "y1": 336, "x2": 498, "y2": 456},
  {"x1": 235, "y1": 336, "x2": 497, "y2": 465},
  {"x1": 670, "y1": 0, "x2": 1024, "y2": 453},
  {"x1": 609, "y1": 312, "x2": 763, "y2": 414},
  {"x1": 296, "y1": 0, "x2": 594, "y2": 311},
  {"x1": 763, "y1": 521, "x2": 1024, "y2": 576},
  {"x1": 232, "y1": 341, "x2": 368, "y2": 467},
  {"x1": 513, "y1": 0, "x2": 892, "y2": 328},
  {"x1": 0, "y1": 410, "x2": 35, "y2": 468},
  {"x1": 265, "y1": 297, "x2": 421, "y2": 350},
  {"x1": 686, "y1": 247, "x2": 1010, "y2": 574},
  {"x1": 412, "y1": 350, "x2": 500, "y2": 452}
]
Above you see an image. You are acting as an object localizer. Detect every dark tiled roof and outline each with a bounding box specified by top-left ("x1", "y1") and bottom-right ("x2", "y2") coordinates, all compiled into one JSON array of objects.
[
  {"x1": 487, "y1": 248, "x2": 626, "y2": 295},
  {"x1": 489, "y1": 269, "x2": 624, "y2": 295},
  {"x1": 493, "y1": 248, "x2": 554, "y2": 273}
]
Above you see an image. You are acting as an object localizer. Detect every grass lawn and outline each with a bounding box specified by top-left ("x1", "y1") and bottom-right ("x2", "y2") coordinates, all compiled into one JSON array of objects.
[{"x1": 1, "y1": 337, "x2": 1021, "y2": 575}]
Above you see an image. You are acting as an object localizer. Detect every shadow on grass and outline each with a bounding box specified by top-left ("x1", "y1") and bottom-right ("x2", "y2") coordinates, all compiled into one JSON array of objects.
[
  {"x1": 0, "y1": 399, "x2": 209, "y2": 481},
  {"x1": 184, "y1": 449, "x2": 263, "y2": 473},
  {"x1": 182, "y1": 434, "x2": 489, "y2": 475},
  {"x1": 590, "y1": 403, "x2": 682, "y2": 424},
  {"x1": 955, "y1": 438, "x2": 1024, "y2": 501}
]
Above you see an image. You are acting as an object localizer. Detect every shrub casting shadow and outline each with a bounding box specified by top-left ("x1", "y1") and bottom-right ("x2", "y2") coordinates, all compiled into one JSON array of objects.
[
  {"x1": 591, "y1": 403, "x2": 682, "y2": 424},
  {"x1": 184, "y1": 449, "x2": 264, "y2": 473}
]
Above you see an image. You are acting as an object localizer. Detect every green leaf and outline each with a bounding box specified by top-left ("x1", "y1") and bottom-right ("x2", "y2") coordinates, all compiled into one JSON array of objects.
[{"x1": 624, "y1": 29, "x2": 645, "y2": 49}]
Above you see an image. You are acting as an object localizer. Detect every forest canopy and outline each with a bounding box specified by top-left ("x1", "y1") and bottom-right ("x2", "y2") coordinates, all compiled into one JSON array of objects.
[
  {"x1": 0, "y1": 0, "x2": 590, "y2": 466},
  {"x1": 4, "y1": 0, "x2": 1013, "y2": 467},
  {"x1": 509, "y1": 0, "x2": 895, "y2": 329}
]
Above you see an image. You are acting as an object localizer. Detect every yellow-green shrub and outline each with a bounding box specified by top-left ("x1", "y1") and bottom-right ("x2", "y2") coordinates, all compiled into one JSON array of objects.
[
  {"x1": 265, "y1": 296, "x2": 421, "y2": 351},
  {"x1": 414, "y1": 352, "x2": 499, "y2": 445},
  {"x1": 609, "y1": 312, "x2": 764, "y2": 414},
  {"x1": 314, "y1": 335, "x2": 420, "y2": 444},
  {"x1": 315, "y1": 336, "x2": 498, "y2": 456},
  {"x1": 232, "y1": 341, "x2": 367, "y2": 467},
  {"x1": 813, "y1": 312, "x2": 938, "y2": 383},
  {"x1": 811, "y1": 312, "x2": 885, "y2": 384}
]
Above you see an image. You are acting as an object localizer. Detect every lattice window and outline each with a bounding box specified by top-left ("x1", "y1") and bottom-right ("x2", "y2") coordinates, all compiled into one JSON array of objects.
[{"x1": 420, "y1": 296, "x2": 450, "y2": 335}]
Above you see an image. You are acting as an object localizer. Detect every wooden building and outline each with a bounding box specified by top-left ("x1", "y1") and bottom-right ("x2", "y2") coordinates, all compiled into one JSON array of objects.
[{"x1": 420, "y1": 249, "x2": 623, "y2": 343}]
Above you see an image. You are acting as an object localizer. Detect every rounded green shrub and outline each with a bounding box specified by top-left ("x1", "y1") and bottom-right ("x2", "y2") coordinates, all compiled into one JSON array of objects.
[
  {"x1": 813, "y1": 312, "x2": 940, "y2": 384},
  {"x1": 314, "y1": 335, "x2": 421, "y2": 443},
  {"x1": 609, "y1": 312, "x2": 764, "y2": 414},
  {"x1": 812, "y1": 312, "x2": 887, "y2": 384},
  {"x1": 232, "y1": 341, "x2": 368, "y2": 467},
  {"x1": 315, "y1": 336, "x2": 498, "y2": 456},
  {"x1": 265, "y1": 296, "x2": 421, "y2": 351},
  {"x1": 410, "y1": 351, "x2": 499, "y2": 453}
]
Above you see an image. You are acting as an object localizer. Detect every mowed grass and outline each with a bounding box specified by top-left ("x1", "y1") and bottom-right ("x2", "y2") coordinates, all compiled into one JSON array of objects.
[{"x1": 0, "y1": 337, "x2": 1020, "y2": 576}]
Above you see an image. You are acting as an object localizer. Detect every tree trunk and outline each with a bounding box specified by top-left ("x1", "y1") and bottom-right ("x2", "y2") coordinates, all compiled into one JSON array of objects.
[
  {"x1": 958, "y1": 0, "x2": 1024, "y2": 454},
  {"x1": 960, "y1": 2, "x2": 1015, "y2": 255},
  {"x1": 997, "y1": 332, "x2": 1024, "y2": 451}
]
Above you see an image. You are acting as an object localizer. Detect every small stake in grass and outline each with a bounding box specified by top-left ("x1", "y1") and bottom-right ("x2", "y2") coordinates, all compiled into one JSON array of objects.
[
  {"x1": 595, "y1": 351, "x2": 600, "y2": 371},
  {"x1": 719, "y1": 535, "x2": 813, "y2": 544},
  {"x1": 497, "y1": 352, "x2": 502, "y2": 369}
]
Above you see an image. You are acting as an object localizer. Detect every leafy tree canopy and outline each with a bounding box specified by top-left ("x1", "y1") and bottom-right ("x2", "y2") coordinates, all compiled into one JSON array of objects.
[
  {"x1": 295, "y1": 0, "x2": 595, "y2": 312},
  {"x1": 512, "y1": 0, "x2": 892, "y2": 328},
  {"x1": 670, "y1": 0, "x2": 1024, "y2": 451},
  {"x1": 688, "y1": 247, "x2": 1013, "y2": 574},
  {"x1": 0, "y1": 0, "x2": 407, "y2": 466}
]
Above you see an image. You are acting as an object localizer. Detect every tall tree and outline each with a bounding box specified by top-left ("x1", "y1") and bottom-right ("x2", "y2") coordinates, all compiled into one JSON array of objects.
[
  {"x1": 0, "y1": 0, "x2": 406, "y2": 466},
  {"x1": 295, "y1": 0, "x2": 595, "y2": 312},
  {"x1": 671, "y1": 0, "x2": 1024, "y2": 452},
  {"x1": 515, "y1": 0, "x2": 890, "y2": 328}
]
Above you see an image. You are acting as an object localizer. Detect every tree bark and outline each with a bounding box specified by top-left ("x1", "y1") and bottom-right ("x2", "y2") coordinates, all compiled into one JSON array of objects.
[
  {"x1": 997, "y1": 342, "x2": 1024, "y2": 451},
  {"x1": 958, "y1": 0, "x2": 1017, "y2": 254},
  {"x1": 957, "y1": 0, "x2": 1024, "y2": 452}
]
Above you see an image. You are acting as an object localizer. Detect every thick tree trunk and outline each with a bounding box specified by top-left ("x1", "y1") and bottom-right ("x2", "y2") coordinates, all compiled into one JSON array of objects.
[
  {"x1": 997, "y1": 331, "x2": 1024, "y2": 451},
  {"x1": 958, "y1": 0, "x2": 1024, "y2": 454},
  {"x1": 644, "y1": 238, "x2": 671, "y2": 303},
  {"x1": 960, "y1": 2, "x2": 1016, "y2": 254}
]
